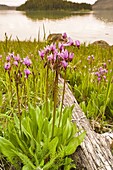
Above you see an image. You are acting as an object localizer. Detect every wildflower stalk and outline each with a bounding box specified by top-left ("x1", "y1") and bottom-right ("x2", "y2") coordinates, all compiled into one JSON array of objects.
[
  {"x1": 32, "y1": 71, "x2": 36, "y2": 107},
  {"x1": 58, "y1": 70, "x2": 66, "y2": 127},
  {"x1": 52, "y1": 69, "x2": 58, "y2": 138},
  {"x1": 8, "y1": 71, "x2": 13, "y2": 108},
  {"x1": 46, "y1": 64, "x2": 49, "y2": 117},
  {"x1": 15, "y1": 75, "x2": 21, "y2": 131}
]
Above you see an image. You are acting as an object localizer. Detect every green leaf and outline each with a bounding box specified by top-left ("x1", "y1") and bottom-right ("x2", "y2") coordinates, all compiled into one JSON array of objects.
[
  {"x1": 13, "y1": 150, "x2": 36, "y2": 169},
  {"x1": 48, "y1": 137, "x2": 58, "y2": 158},
  {"x1": 63, "y1": 118, "x2": 73, "y2": 141},
  {"x1": 64, "y1": 131, "x2": 85, "y2": 156},
  {"x1": 22, "y1": 165, "x2": 33, "y2": 170},
  {"x1": 0, "y1": 137, "x2": 17, "y2": 163}
]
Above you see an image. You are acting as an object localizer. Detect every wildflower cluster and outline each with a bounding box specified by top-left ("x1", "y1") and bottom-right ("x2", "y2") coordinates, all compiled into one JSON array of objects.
[
  {"x1": 39, "y1": 33, "x2": 80, "y2": 70},
  {"x1": 95, "y1": 65, "x2": 108, "y2": 82},
  {"x1": 4, "y1": 53, "x2": 32, "y2": 79},
  {"x1": 87, "y1": 54, "x2": 95, "y2": 64}
]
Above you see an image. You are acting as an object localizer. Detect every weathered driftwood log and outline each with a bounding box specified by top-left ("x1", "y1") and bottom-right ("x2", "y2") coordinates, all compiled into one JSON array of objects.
[{"x1": 59, "y1": 78, "x2": 113, "y2": 170}]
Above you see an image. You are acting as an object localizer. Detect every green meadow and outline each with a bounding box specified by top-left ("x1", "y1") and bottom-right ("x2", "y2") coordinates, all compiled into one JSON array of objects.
[{"x1": 0, "y1": 35, "x2": 113, "y2": 169}]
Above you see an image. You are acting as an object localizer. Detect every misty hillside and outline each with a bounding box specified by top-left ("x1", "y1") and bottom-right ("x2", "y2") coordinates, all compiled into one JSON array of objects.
[
  {"x1": 0, "y1": 5, "x2": 16, "y2": 10},
  {"x1": 92, "y1": 0, "x2": 113, "y2": 10}
]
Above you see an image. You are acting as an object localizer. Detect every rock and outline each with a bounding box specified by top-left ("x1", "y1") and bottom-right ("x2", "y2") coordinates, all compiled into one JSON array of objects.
[
  {"x1": 91, "y1": 40, "x2": 110, "y2": 48},
  {"x1": 47, "y1": 33, "x2": 64, "y2": 42}
]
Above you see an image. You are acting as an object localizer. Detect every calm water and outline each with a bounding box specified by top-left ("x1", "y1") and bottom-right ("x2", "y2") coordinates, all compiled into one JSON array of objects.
[{"x1": 0, "y1": 10, "x2": 113, "y2": 45}]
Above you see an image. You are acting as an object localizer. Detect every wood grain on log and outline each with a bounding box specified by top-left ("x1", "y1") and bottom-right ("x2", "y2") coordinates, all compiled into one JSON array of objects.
[{"x1": 59, "y1": 78, "x2": 113, "y2": 170}]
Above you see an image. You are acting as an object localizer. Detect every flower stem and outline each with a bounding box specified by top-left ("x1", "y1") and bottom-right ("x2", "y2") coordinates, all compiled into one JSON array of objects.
[
  {"x1": 52, "y1": 69, "x2": 58, "y2": 138},
  {"x1": 15, "y1": 80, "x2": 21, "y2": 131},
  {"x1": 58, "y1": 70, "x2": 66, "y2": 127},
  {"x1": 46, "y1": 64, "x2": 49, "y2": 117}
]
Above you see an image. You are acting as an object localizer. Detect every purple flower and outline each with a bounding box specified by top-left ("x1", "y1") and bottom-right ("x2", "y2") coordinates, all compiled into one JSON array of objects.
[
  {"x1": 6, "y1": 55, "x2": 11, "y2": 61},
  {"x1": 0, "y1": 55, "x2": 2, "y2": 59},
  {"x1": 58, "y1": 42, "x2": 64, "y2": 51},
  {"x1": 44, "y1": 45, "x2": 50, "y2": 54},
  {"x1": 103, "y1": 75, "x2": 106, "y2": 80},
  {"x1": 62, "y1": 32, "x2": 67, "y2": 39},
  {"x1": 67, "y1": 37, "x2": 74, "y2": 46},
  {"x1": 10, "y1": 53, "x2": 14, "y2": 58},
  {"x1": 95, "y1": 72, "x2": 99, "y2": 76},
  {"x1": 103, "y1": 63, "x2": 107, "y2": 68},
  {"x1": 60, "y1": 49, "x2": 68, "y2": 60},
  {"x1": 47, "y1": 54, "x2": 53, "y2": 61},
  {"x1": 97, "y1": 77, "x2": 101, "y2": 82},
  {"x1": 23, "y1": 57, "x2": 32, "y2": 67},
  {"x1": 14, "y1": 54, "x2": 20, "y2": 62},
  {"x1": 61, "y1": 60, "x2": 68, "y2": 69},
  {"x1": 50, "y1": 43, "x2": 56, "y2": 52},
  {"x1": 13, "y1": 61, "x2": 18, "y2": 66},
  {"x1": 87, "y1": 56, "x2": 91, "y2": 61},
  {"x1": 75, "y1": 40, "x2": 80, "y2": 48},
  {"x1": 38, "y1": 50, "x2": 45, "y2": 59},
  {"x1": 4, "y1": 62, "x2": 11, "y2": 70},
  {"x1": 69, "y1": 52, "x2": 74, "y2": 61},
  {"x1": 24, "y1": 68, "x2": 31, "y2": 78}
]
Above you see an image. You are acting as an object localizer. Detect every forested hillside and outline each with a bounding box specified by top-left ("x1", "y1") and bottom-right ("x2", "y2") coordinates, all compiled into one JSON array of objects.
[
  {"x1": 93, "y1": 0, "x2": 113, "y2": 10},
  {"x1": 16, "y1": 0, "x2": 92, "y2": 11}
]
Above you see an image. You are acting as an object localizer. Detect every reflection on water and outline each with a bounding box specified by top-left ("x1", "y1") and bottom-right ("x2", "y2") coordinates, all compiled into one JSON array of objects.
[
  {"x1": 24, "y1": 10, "x2": 90, "y2": 21},
  {"x1": 0, "y1": 10, "x2": 113, "y2": 45},
  {"x1": 93, "y1": 10, "x2": 113, "y2": 23}
]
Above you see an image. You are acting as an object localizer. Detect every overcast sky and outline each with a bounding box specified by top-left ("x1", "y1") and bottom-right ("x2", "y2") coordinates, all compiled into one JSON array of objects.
[{"x1": 0, "y1": 0, "x2": 97, "y2": 6}]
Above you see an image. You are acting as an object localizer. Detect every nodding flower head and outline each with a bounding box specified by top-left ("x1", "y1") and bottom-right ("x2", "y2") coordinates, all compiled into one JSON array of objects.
[
  {"x1": 47, "y1": 54, "x2": 53, "y2": 61},
  {"x1": 6, "y1": 55, "x2": 11, "y2": 61},
  {"x1": 67, "y1": 37, "x2": 74, "y2": 46},
  {"x1": 58, "y1": 42, "x2": 64, "y2": 51},
  {"x1": 75, "y1": 40, "x2": 80, "y2": 48},
  {"x1": 50, "y1": 43, "x2": 56, "y2": 52},
  {"x1": 61, "y1": 60, "x2": 68, "y2": 69},
  {"x1": 103, "y1": 62, "x2": 107, "y2": 68},
  {"x1": 62, "y1": 32, "x2": 67, "y2": 39},
  {"x1": 38, "y1": 50, "x2": 45, "y2": 59},
  {"x1": 24, "y1": 68, "x2": 31, "y2": 78},
  {"x1": 61, "y1": 49, "x2": 69, "y2": 60},
  {"x1": 69, "y1": 52, "x2": 74, "y2": 61},
  {"x1": 4, "y1": 62, "x2": 11, "y2": 70},
  {"x1": 23, "y1": 56, "x2": 32, "y2": 67},
  {"x1": 13, "y1": 61, "x2": 18, "y2": 67},
  {"x1": 14, "y1": 54, "x2": 21, "y2": 62}
]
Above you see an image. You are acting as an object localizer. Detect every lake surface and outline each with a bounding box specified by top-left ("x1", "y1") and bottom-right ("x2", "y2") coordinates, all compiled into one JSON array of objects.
[{"x1": 0, "y1": 10, "x2": 113, "y2": 45}]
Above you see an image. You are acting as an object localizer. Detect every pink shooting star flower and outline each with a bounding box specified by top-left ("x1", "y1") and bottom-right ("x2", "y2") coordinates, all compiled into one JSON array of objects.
[
  {"x1": 68, "y1": 52, "x2": 74, "y2": 61},
  {"x1": 38, "y1": 50, "x2": 45, "y2": 59},
  {"x1": 4, "y1": 62, "x2": 11, "y2": 70},
  {"x1": 24, "y1": 68, "x2": 31, "y2": 78},
  {"x1": 62, "y1": 32, "x2": 67, "y2": 39},
  {"x1": 61, "y1": 60, "x2": 68, "y2": 69},
  {"x1": 58, "y1": 42, "x2": 64, "y2": 51},
  {"x1": 23, "y1": 56, "x2": 32, "y2": 67},
  {"x1": 6, "y1": 55, "x2": 11, "y2": 61},
  {"x1": 67, "y1": 37, "x2": 74, "y2": 46},
  {"x1": 14, "y1": 54, "x2": 21, "y2": 62},
  {"x1": 75, "y1": 40, "x2": 80, "y2": 48},
  {"x1": 50, "y1": 43, "x2": 56, "y2": 52},
  {"x1": 13, "y1": 61, "x2": 18, "y2": 66},
  {"x1": 60, "y1": 49, "x2": 68, "y2": 60},
  {"x1": 47, "y1": 54, "x2": 53, "y2": 61}
]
